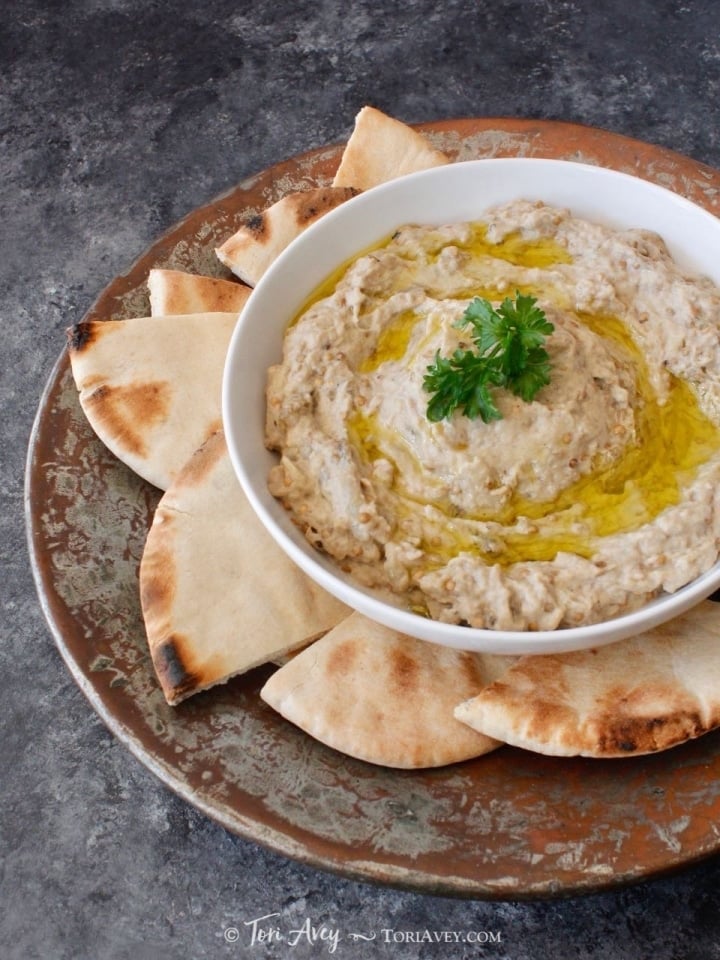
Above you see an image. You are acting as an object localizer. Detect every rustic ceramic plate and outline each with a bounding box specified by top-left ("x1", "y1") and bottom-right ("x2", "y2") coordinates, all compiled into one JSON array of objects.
[{"x1": 26, "y1": 118, "x2": 720, "y2": 899}]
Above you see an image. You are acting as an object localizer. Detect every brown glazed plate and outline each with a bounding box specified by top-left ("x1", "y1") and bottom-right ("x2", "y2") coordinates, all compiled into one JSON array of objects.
[{"x1": 26, "y1": 118, "x2": 720, "y2": 899}]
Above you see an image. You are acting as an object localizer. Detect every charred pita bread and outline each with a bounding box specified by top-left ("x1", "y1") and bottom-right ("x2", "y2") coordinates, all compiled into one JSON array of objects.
[
  {"x1": 140, "y1": 431, "x2": 350, "y2": 705},
  {"x1": 215, "y1": 186, "x2": 359, "y2": 287},
  {"x1": 332, "y1": 105, "x2": 449, "y2": 190},
  {"x1": 454, "y1": 601, "x2": 720, "y2": 758},
  {"x1": 67, "y1": 312, "x2": 237, "y2": 490},
  {"x1": 147, "y1": 268, "x2": 250, "y2": 316},
  {"x1": 260, "y1": 612, "x2": 501, "y2": 768}
]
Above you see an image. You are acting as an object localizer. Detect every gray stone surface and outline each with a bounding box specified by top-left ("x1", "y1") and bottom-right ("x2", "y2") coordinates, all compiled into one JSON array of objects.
[{"x1": 4, "y1": 0, "x2": 720, "y2": 957}]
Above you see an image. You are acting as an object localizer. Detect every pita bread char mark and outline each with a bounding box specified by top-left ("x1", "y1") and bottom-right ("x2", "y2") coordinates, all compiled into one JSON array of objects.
[
  {"x1": 291, "y1": 188, "x2": 361, "y2": 225},
  {"x1": 82, "y1": 380, "x2": 171, "y2": 459},
  {"x1": 454, "y1": 604, "x2": 720, "y2": 758},
  {"x1": 147, "y1": 268, "x2": 251, "y2": 316},
  {"x1": 215, "y1": 186, "x2": 359, "y2": 288},
  {"x1": 140, "y1": 431, "x2": 350, "y2": 706},
  {"x1": 66, "y1": 311, "x2": 238, "y2": 490},
  {"x1": 151, "y1": 634, "x2": 205, "y2": 704},
  {"x1": 260, "y1": 612, "x2": 501, "y2": 769},
  {"x1": 68, "y1": 319, "x2": 98, "y2": 352},
  {"x1": 331, "y1": 105, "x2": 450, "y2": 191}
]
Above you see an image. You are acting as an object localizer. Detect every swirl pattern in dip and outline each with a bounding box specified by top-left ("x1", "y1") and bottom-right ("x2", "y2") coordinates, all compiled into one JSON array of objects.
[{"x1": 266, "y1": 200, "x2": 720, "y2": 631}]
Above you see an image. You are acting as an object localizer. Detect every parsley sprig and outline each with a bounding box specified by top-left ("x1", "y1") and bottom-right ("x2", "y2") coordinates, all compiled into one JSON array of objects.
[{"x1": 423, "y1": 292, "x2": 554, "y2": 423}]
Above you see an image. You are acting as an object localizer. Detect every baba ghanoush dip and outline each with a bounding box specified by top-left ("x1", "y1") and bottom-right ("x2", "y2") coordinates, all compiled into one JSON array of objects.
[{"x1": 265, "y1": 200, "x2": 720, "y2": 631}]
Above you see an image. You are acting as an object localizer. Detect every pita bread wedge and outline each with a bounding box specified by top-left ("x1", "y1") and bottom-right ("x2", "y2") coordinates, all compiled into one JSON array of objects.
[
  {"x1": 140, "y1": 431, "x2": 350, "y2": 705},
  {"x1": 332, "y1": 105, "x2": 449, "y2": 190},
  {"x1": 455, "y1": 601, "x2": 720, "y2": 758},
  {"x1": 260, "y1": 612, "x2": 501, "y2": 768},
  {"x1": 67, "y1": 312, "x2": 237, "y2": 490},
  {"x1": 147, "y1": 268, "x2": 250, "y2": 316},
  {"x1": 215, "y1": 186, "x2": 359, "y2": 287}
]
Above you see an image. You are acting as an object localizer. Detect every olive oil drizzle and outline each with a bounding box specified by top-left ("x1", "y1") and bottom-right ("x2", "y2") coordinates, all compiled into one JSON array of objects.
[
  {"x1": 359, "y1": 309, "x2": 419, "y2": 372},
  {"x1": 294, "y1": 222, "x2": 720, "y2": 566},
  {"x1": 441, "y1": 222, "x2": 573, "y2": 269},
  {"x1": 352, "y1": 357, "x2": 720, "y2": 566}
]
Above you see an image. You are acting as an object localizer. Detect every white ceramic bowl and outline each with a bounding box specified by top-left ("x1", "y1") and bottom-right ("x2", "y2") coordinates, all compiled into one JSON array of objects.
[{"x1": 223, "y1": 158, "x2": 720, "y2": 655}]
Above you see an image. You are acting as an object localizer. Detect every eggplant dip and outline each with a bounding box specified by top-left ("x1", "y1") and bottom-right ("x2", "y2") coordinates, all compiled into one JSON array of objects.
[{"x1": 265, "y1": 200, "x2": 720, "y2": 631}]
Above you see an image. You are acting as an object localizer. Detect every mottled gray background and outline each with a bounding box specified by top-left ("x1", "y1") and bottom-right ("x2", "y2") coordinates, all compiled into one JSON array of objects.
[{"x1": 4, "y1": 1, "x2": 720, "y2": 958}]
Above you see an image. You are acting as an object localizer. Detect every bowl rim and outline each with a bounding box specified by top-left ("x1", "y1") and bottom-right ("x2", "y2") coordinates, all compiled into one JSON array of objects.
[{"x1": 222, "y1": 156, "x2": 720, "y2": 656}]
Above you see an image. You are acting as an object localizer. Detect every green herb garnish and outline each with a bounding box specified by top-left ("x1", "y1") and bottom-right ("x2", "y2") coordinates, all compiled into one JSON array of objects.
[{"x1": 423, "y1": 292, "x2": 554, "y2": 422}]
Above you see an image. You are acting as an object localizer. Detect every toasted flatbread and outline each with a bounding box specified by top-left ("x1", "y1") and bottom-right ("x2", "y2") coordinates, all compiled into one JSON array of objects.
[
  {"x1": 147, "y1": 268, "x2": 250, "y2": 316},
  {"x1": 454, "y1": 601, "x2": 720, "y2": 758},
  {"x1": 140, "y1": 431, "x2": 350, "y2": 705},
  {"x1": 260, "y1": 612, "x2": 502, "y2": 768},
  {"x1": 215, "y1": 186, "x2": 359, "y2": 287},
  {"x1": 332, "y1": 105, "x2": 449, "y2": 190},
  {"x1": 67, "y1": 312, "x2": 237, "y2": 490}
]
